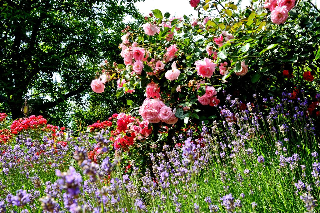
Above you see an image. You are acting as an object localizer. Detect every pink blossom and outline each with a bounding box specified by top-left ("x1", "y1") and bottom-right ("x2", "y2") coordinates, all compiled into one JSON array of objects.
[
  {"x1": 121, "y1": 32, "x2": 130, "y2": 44},
  {"x1": 176, "y1": 85, "x2": 181, "y2": 92},
  {"x1": 164, "y1": 114, "x2": 178, "y2": 124},
  {"x1": 192, "y1": 19, "x2": 198, "y2": 27},
  {"x1": 209, "y1": 96, "x2": 220, "y2": 107},
  {"x1": 133, "y1": 60, "x2": 144, "y2": 75},
  {"x1": 235, "y1": 61, "x2": 249, "y2": 76},
  {"x1": 117, "y1": 79, "x2": 126, "y2": 88},
  {"x1": 278, "y1": 0, "x2": 295, "y2": 11},
  {"x1": 91, "y1": 79, "x2": 105, "y2": 93},
  {"x1": 198, "y1": 95, "x2": 211, "y2": 105},
  {"x1": 214, "y1": 35, "x2": 224, "y2": 47},
  {"x1": 159, "y1": 106, "x2": 174, "y2": 122},
  {"x1": 142, "y1": 23, "x2": 160, "y2": 36},
  {"x1": 165, "y1": 44, "x2": 178, "y2": 62},
  {"x1": 139, "y1": 99, "x2": 165, "y2": 123},
  {"x1": 155, "y1": 61, "x2": 165, "y2": 71},
  {"x1": 146, "y1": 82, "x2": 161, "y2": 99},
  {"x1": 121, "y1": 48, "x2": 132, "y2": 59},
  {"x1": 265, "y1": 0, "x2": 278, "y2": 11},
  {"x1": 132, "y1": 42, "x2": 138, "y2": 47},
  {"x1": 203, "y1": 17, "x2": 210, "y2": 25},
  {"x1": 190, "y1": 0, "x2": 200, "y2": 7},
  {"x1": 99, "y1": 73, "x2": 111, "y2": 83},
  {"x1": 205, "y1": 86, "x2": 217, "y2": 97},
  {"x1": 222, "y1": 31, "x2": 234, "y2": 42},
  {"x1": 166, "y1": 32, "x2": 174, "y2": 41},
  {"x1": 219, "y1": 62, "x2": 228, "y2": 75},
  {"x1": 165, "y1": 62, "x2": 180, "y2": 81},
  {"x1": 206, "y1": 45, "x2": 214, "y2": 56},
  {"x1": 132, "y1": 47, "x2": 145, "y2": 61},
  {"x1": 195, "y1": 58, "x2": 216, "y2": 78},
  {"x1": 271, "y1": 6, "x2": 289, "y2": 25},
  {"x1": 212, "y1": 51, "x2": 218, "y2": 60}
]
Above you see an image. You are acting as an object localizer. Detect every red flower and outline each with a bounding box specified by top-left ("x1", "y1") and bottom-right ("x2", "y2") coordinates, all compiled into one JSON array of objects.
[{"x1": 303, "y1": 71, "x2": 314, "y2": 81}]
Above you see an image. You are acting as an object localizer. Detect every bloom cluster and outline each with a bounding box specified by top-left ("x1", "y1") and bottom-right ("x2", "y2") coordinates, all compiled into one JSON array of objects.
[
  {"x1": 265, "y1": 0, "x2": 296, "y2": 24},
  {"x1": 10, "y1": 115, "x2": 48, "y2": 134},
  {"x1": 198, "y1": 86, "x2": 220, "y2": 106},
  {"x1": 0, "y1": 113, "x2": 7, "y2": 122},
  {"x1": 139, "y1": 98, "x2": 178, "y2": 124},
  {"x1": 88, "y1": 113, "x2": 153, "y2": 150}
]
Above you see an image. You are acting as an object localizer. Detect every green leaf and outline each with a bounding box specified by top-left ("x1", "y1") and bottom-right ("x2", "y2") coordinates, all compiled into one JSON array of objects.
[
  {"x1": 260, "y1": 44, "x2": 278, "y2": 55},
  {"x1": 164, "y1": 12, "x2": 170, "y2": 18},
  {"x1": 240, "y1": 43, "x2": 250, "y2": 53},
  {"x1": 152, "y1": 9, "x2": 163, "y2": 19},
  {"x1": 315, "y1": 46, "x2": 320, "y2": 60},
  {"x1": 251, "y1": 73, "x2": 261, "y2": 83},
  {"x1": 175, "y1": 108, "x2": 185, "y2": 119},
  {"x1": 127, "y1": 100, "x2": 133, "y2": 106}
]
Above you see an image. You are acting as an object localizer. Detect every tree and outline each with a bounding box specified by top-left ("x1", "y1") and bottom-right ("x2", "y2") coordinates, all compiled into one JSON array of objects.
[{"x1": 0, "y1": 0, "x2": 144, "y2": 122}]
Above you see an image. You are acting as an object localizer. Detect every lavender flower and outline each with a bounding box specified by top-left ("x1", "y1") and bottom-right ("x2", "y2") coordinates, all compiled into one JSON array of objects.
[
  {"x1": 257, "y1": 156, "x2": 265, "y2": 163},
  {"x1": 56, "y1": 166, "x2": 82, "y2": 196}
]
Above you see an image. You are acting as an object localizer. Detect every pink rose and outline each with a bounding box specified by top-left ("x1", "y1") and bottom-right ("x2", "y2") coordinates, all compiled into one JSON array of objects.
[
  {"x1": 165, "y1": 114, "x2": 178, "y2": 125},
  {"x1": 195, "y1": 58, "x2": 216, "y2": 78},
  {"x1": 235, "y1": 61, "x2": 248, "y2": 76},
  {"x1": 117, "y1": 79, "x2": 126, "y2": 88},
  {"x1": 222, "y1": 31, "x2": 234, "y2": 42},
  {"x1": 142, "y1": 23, "x2": 160, "y2": 36},
  {"x1": 165, "y1": 44, "x2": 178, "y2": 62},
  {"x1": 91, "y1": 79, "x2": 105, "y2": 93},
  {"x1": 166, "y1": 32, "x2": 174, "y2": 41},
  {"x1": 205, "y1": 86, "x2": 217, "y2": 97},
  {"x1": 203, "y1": 17, "x2": 210, "y2": 25},
  {"x1": 99, "y1": 73, "x2": 111, "y2": 83},
  {"x1": 278, "y1": 0, "x2": 295, "y2": 11},
  {"x1": 206, "y1": 45, "x2": 214, "y2": 56},
  {"x1": 264, "y1": 0, "x2": 278, "y2": 11},
  {"x1": 121, "y1": 32, "x2": 130, "y2": 44},
  {"x1": 176, "y1": 85, "x2": 181, "y2": 92},
  {"x1": 214, "y1": 34, "x2": 224, "y2": 47},
  {"x1": 190, "y1": 0, "x2": 200, "y2": 8},
  {"x1": 146, "y1": 82, "x2": 160, "y2": 99},
  {"x1": 165, "y1": 62, "x2": 180, "y2": 81},
  {"x1": 209, "y1": 96, "x2": 220, "y2": 107},
  {"x1": 219, "y1": 62, "x2": 228, "y2": 75},
  {"x1": 133, "y1": 60, "x2": 144, "y2": 75},
  {"x1": 139, "y1": 99, "x2": 165, "y2": 123},
  {"x1": 132, "y1": 47, "x2": 145, "y2": 61},
  {"x1": 198, "y1": 95, "x2": 211, "y2": 105},
  {"x1": 271, "y1": 6, "x2": 289, "y2": 25},
  {"x1": 159, "y1": 106, "x2": 174, "y2": 122},
  {"x1": 155, "y1": 61, "x2": 165, "y2": 71}
]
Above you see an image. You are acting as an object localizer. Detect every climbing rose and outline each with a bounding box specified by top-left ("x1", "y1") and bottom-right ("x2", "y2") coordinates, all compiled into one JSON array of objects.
[
  {"x1": 139, "y1": 99, "x2": 165, "y2": 123},
  {"x1": 271, "y1": 6, "x2": 289, "y2": 25},
  {"x1": 214, "y1": 35, "x2": 224, "y2": 47},
  {"x1": 165, "y1": 44, "x2": 178, "y2": 62},
  {"x1": 133, "y1": 60, "x2": 144, "y2": 75},
  {"x1": 303, "y1": 71, "x2": 314, "y2": 82},
  {"x1": 235, "y1": 61, "x2": 248, "y2": 76},
  {"x1": 205, "y1": 86, "x2": 217, "y2": 97},
  {"x1": 142, "y1": 23, "x2": 160, "y2": 36},
  {"x1": 198, "y1": 95, "x2": 211, "y2": 105},
  {"x1": 155, "y1": 61, "x2": 165, "y2": 71},
  {"x1": 146, "y1": 82, "x2": 160, "y2": 99},
  {"x1": 159, "y1": 106, "x2": 175, "y2": 123},
  {"x1": 165, "y1": 62, "x2": 180, "y2": 80},
  {"x1": 195, "y1": 58, "x2": 216, "y2": 78},
  {"x1": 264, "y1": 0, "x2": 278, "y2": 11},
  {"x1": 278, "y1": 0, "x2": 295, "y2": 11},
  {"x1": 132, "y1": 47, "x2": 145, "y2": 61},
  {"x1": 91, "y1": 79, "x2": 105, "y2": 93},
  {"x1": 190, "y1": 0, "x2": 200, "y2": 8}
]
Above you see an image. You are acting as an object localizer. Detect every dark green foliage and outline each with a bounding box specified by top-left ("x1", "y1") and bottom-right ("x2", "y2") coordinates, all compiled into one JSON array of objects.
[{"x1": 0, "y1": 0, "x2": 144, "y2": 123}]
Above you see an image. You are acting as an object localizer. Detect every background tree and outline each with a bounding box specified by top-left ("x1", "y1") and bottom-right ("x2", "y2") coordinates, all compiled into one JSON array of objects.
[{"x1": 0, "y1": 0, "x2": 144, "y2": 126}]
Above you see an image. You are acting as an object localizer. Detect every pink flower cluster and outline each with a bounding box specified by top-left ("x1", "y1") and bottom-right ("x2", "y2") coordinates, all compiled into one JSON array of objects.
[
  {"x1": 198, "y1": 86, "x2": 220, "y2": 107},
  {"x1": 142, "y1": 23, "x2": 160, "y2": 36},
  {"x1": 195, "y1": 58, "x2": 216, "y2": 78},
  {"x1": 164, "y1": 44, "x2": 179, "y2": 62},
  {"x1": 139, "y1": 99, "x2": 178, "y2": 124},
  {"x1": 91, "y1": 72, "x2": 111, "y2": 93},
  {"x1": 235, "y1": 61, "x2": 249, "y2": 76},
  {"x1": 214, "y1": 31, "x2": 234, "y2": 47},
  {"x1": 146, "y1": 82, "x2": 161, "y2": 98},
  {"x1": 265, "y1": 0, "x2": 295, "y2": 24},
  {"x1": 190, "y1": 0, "x2": 200, "y2": 8},
  {"x1": 165, "y1": 62, "x2": 180, "y2": 80}
]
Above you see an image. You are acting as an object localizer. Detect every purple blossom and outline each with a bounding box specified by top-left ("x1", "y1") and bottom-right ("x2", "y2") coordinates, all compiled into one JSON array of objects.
[{"x1": 257, "y1": 156, "x2": 265, "y2": 163}]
